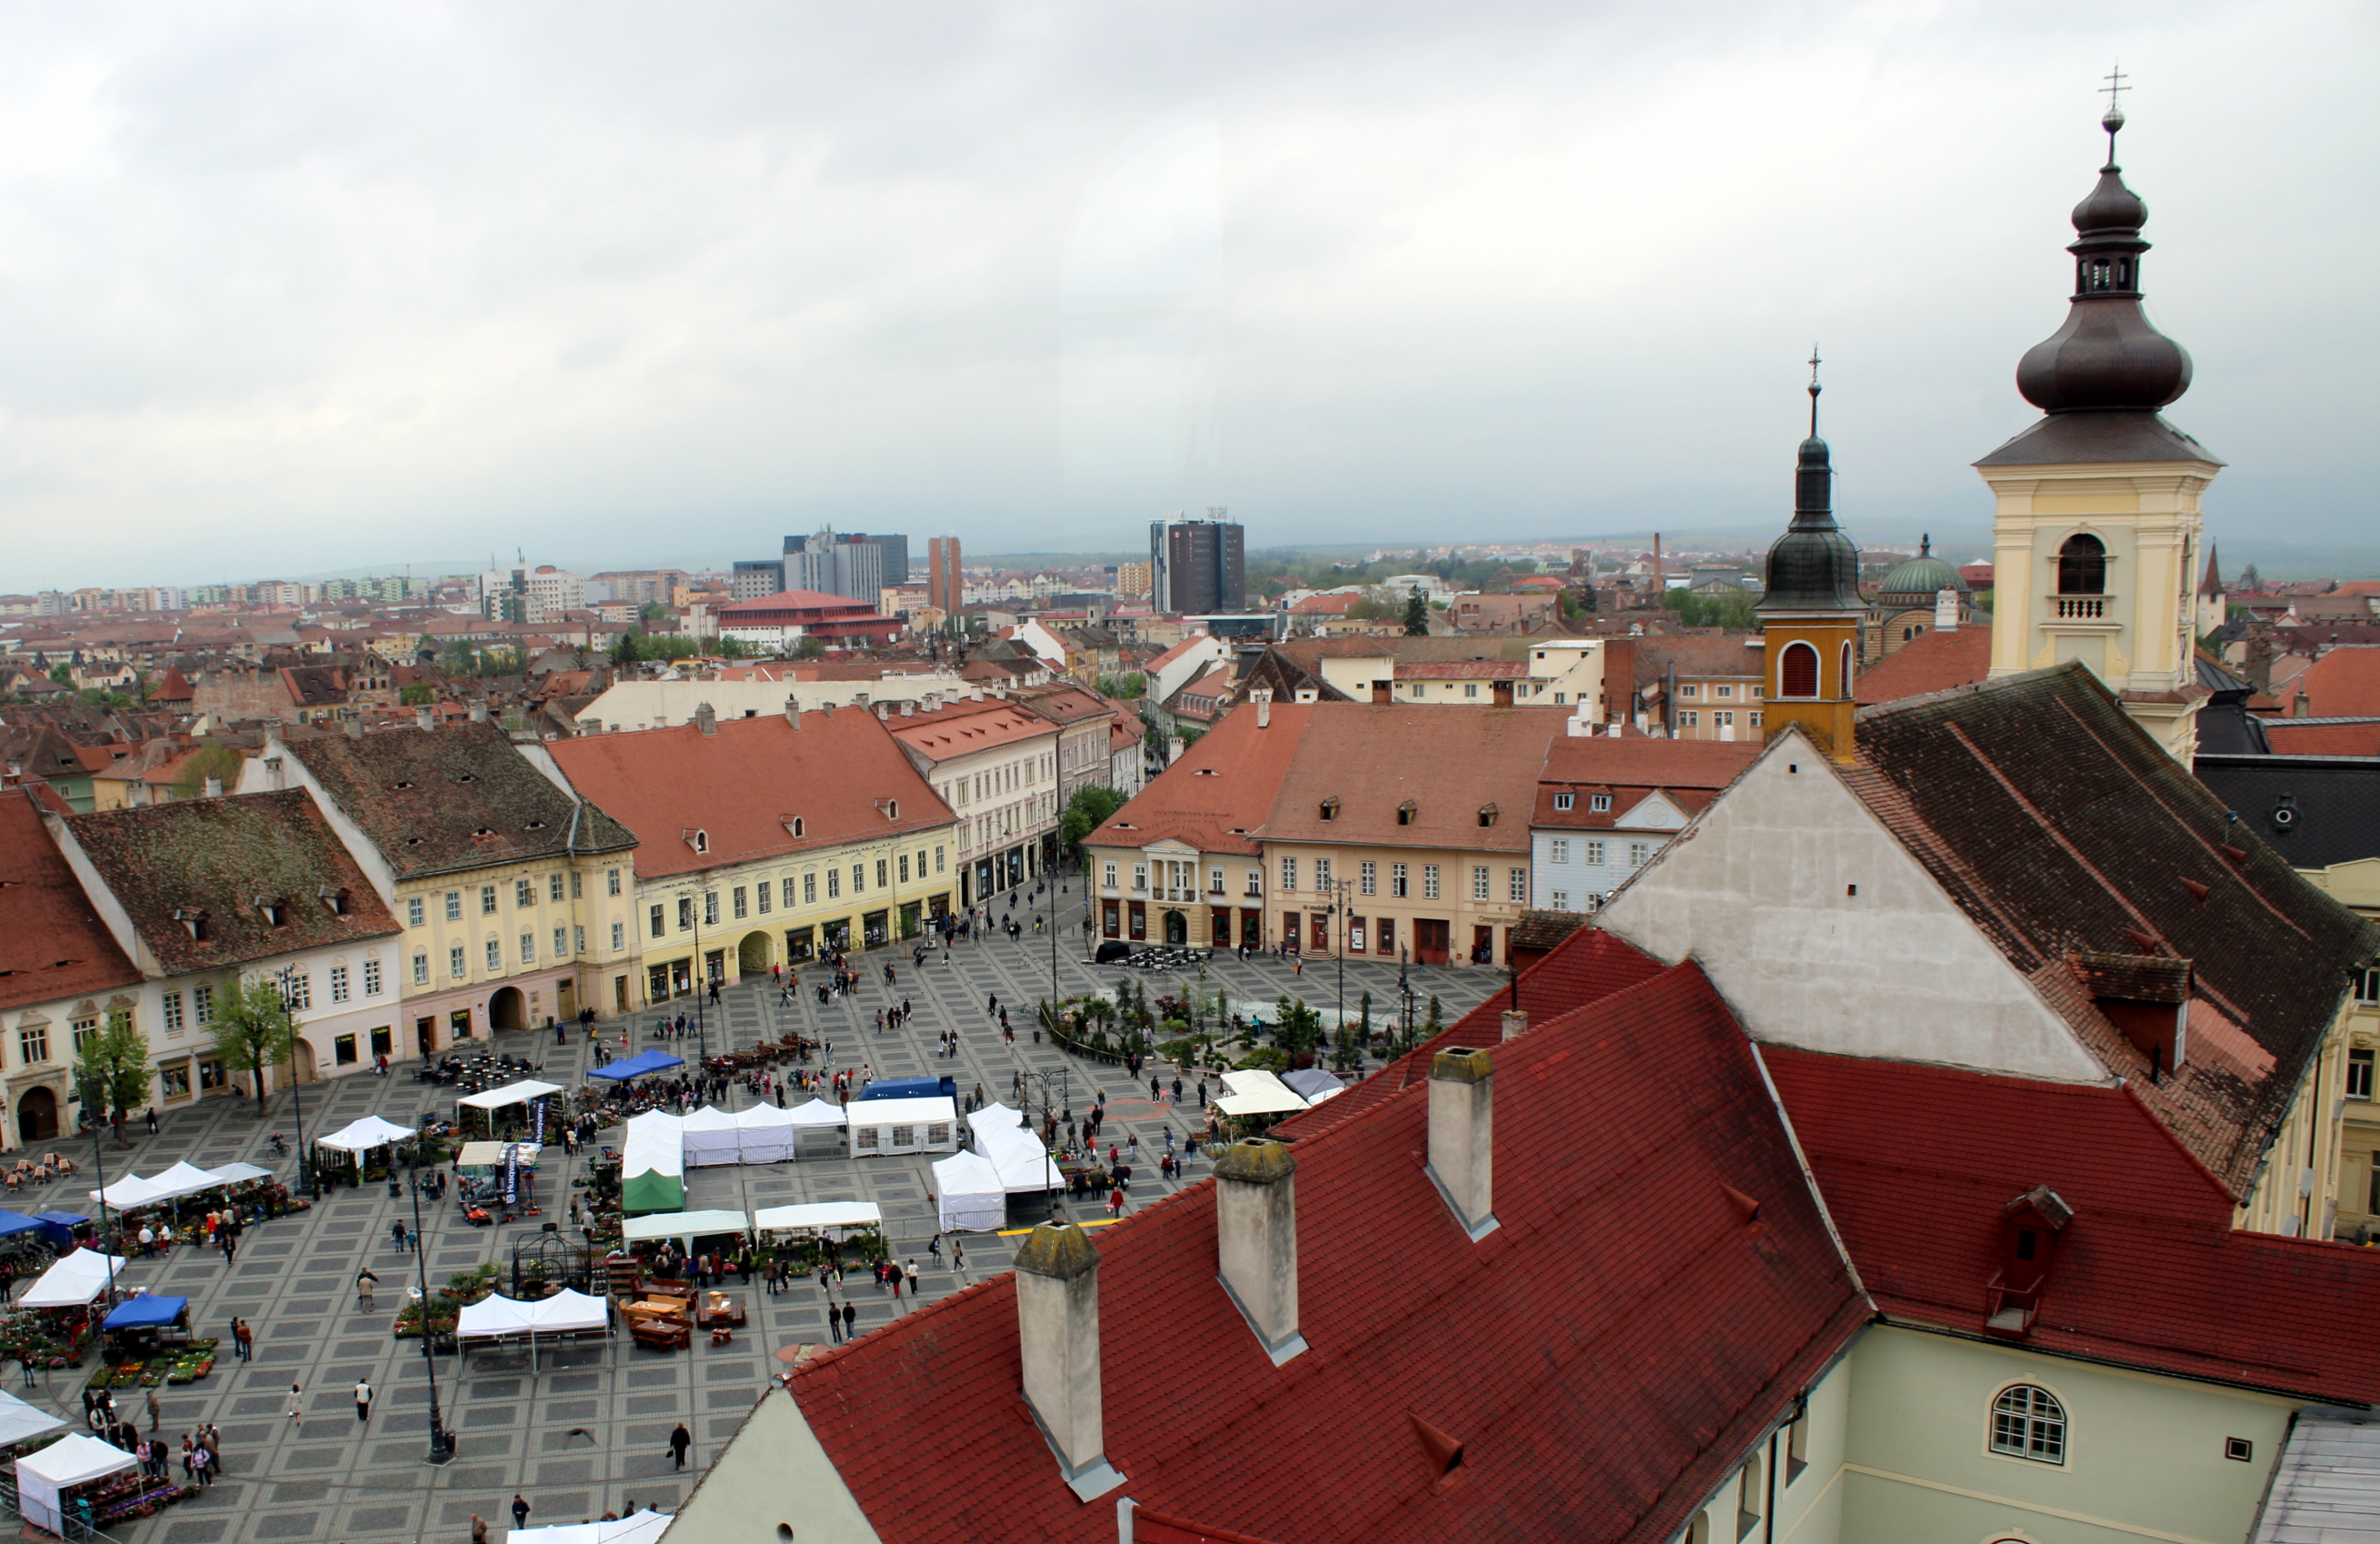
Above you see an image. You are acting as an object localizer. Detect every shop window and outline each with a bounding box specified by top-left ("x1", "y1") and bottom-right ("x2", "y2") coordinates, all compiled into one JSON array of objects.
[
  {"x1": 159, "y1": 1064, "x2": 193, "y2": 1101},
  {"x1": 334, "y1": 1034, "x2": 358, "y2": 1066},
  {"x1": 370, "y1": 1026, "x2": 394, "y2": 1058}
]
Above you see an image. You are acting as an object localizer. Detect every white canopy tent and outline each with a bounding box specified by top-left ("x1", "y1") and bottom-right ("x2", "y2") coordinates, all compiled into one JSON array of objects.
[
  {"x1": 15, "y1": 1434, "x2": 136, "y2": 1532},
  {"x1": 933, "y1": 1151, "x2": 1006, "y2": 1232},
  {"x1": 754, "y1": 1201, "x2": 883, "y2": 1233},
  {"x1": 678, "y1": 1107, "x2": 742, "y2": 1168},
  {"x1": 0, "y1": 1389, "x2": 65, "y2": 1449},
  {"x1": 845, "y1": 1096, "x2": 957, "y2": 1158},
  {"x1": 456, "y1": 1288, "x2": 612, "y2": 1370},
  {"x1": 458, "y1": 1078, "x2": 563, "y2": 1112},
  {"x1": 732, "y1": 1104, "x2": 798, "y2": 1164},
  {"x1": 785, "y1": 1098, "x2": 848, "y2": 1128},
  {"x1": 967, "y1": 1101, "x2": 1023, "y2": 1134},
  {"x1": 1216, "y1": 1069, "x2": 1307, "y2": 1117},
  {"x1": 621, "y1": 1111, "x2": 684, "y2": 1176},
  {"x1": 506, "y1": 1512, "x2": 671, "y2": 1544},
  {"x1": 621, "y1": 1209, "x2": 750, "y2": 1248},
  {"x1": 143, "y1": 1162, "x2": 226, "y2": 1202},
  {"x1": 976, "y1": 1124, "x2": 1062, "y2": 1195},
  {"x1": 208, "y1": 1161, "x2": 274, "y2": 1185},
  {"x1": 89, "y1": 1174, "x2": 164, "y2": 1210},
  {"x1": 316, "y1": 1116, "x2": 415, "y2": 1153},
  {"x1": 20, "y1": 1249, "x2": 128, "y2": 1308}
]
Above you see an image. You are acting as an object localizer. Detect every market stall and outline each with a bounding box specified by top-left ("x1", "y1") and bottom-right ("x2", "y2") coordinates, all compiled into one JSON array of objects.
[
  {"x1": 458, "y1": 1078, "x2": 564, "y2": 1113},
  {"x1": 976, "y1": 1123, "x2": 1063, "y2": 1196},
  {"x1": 15, "y1": 1432, "x2": 160, "y2": 1534},
  {"x1": 845, "y1": 1096, "x2": 957, "y2": 1158},
  {"x1": 620, "y1": 1210, "x2": 749, "y2": 1250},
  {"x1": 20, "y1": 1249, "x2": 126, "y2": 1308},
  {"x1": 507, "y1": 1511, "x2": 671, "y2": 1544},
  {"x1": 619, "y1": 1112, "x2": 685, "y2": 1217},
  {"x1": 99, "y1": 1294, "x2": 187, "y2": 1335},
  {"x1": 1281, "y1": 1068, "x2": 1346, "y2": 1105},
  {"x1": 932, "y1": 1151, "x2": 1007, "y2": 1232},
  {"x1": 732, "y1": 1104, "x2": 798, "y2": 1164},
  {"x1": 753, "y1": 1201, "x2": 883, "y2": 1233},
  {"x1": 456, "y1": 1288, "x2": 612, "y2": 1371},
  {"x1": 1216, "y1": 1069, "x2": 1309, "y2": 1117},
  {"x1": 678, "y1": 1107, "x2": 742, "y2": 1168},
  {"x1": 455, "y1": 1142, "x2": 543, "y2": 1175},
  {"x1": 318, "y1": 1116, "x2": 415, "y2": 1156},
  {"x1": 585, "y1": 1049, "x2": 685, "y2": 1084},
  {"x1": 0, "y1": 1389, "x2": 64, "y2": 1451},
  {"x1": 30, "y1": 1212, "x2": 90, "y2": 1251},
  {"x1": 0, "y1": 1210, "x2": 45, "y2": 1245}
]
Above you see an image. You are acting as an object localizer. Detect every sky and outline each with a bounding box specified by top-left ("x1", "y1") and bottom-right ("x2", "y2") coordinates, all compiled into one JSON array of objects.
[{"x1": 0, "y1": 2, "x2": 2373, "y2": 591}]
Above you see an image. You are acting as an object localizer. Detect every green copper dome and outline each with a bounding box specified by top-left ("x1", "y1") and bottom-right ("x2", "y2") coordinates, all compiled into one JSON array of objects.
[{"x1": 1876, "y1": 537, "x2": 1967, "y2": 602}]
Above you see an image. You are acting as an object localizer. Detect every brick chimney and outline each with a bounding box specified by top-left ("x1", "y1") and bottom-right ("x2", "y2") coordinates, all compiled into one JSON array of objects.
[
  {"x1": 1213, "y1": 1138, "x2": 1305, "y2": 1364},
  {"x1": 785, "y1": 695, "x2": 802, "y2": 727},
  {"x1": 1012, "y1": 1221, "x2": 1125, "y2": 1500},
  {"x1": 1251, "y1": 687, "x2": 1273, "y2": 730},
  {"x1": 1500, "y1": 1009, "x2": 1526, "y2": 1041},
  {"x1": 1426, "y1": 1048, "x2": 1498, "y2": 1239},
  {"x1": 695, "y1": 702, "x2": 716, "y2": 736}
]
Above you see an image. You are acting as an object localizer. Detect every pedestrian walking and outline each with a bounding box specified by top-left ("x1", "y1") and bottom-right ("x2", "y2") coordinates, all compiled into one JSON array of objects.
[
  {"x1": 904, "y1": 1258, "x2": 920, "y2": 1298},
  {"x1": 1107, "y1": 1186, "x2": 1126, "y2": 1218},
  {"x1": 190, "y1": 1443, "x2": 212, "y2": 1487},
  {"x1": 951, "y1": 1238, "x2": 965, "y2": 1274},
  {"x1": 668, "y1": 1422, "x2": 693, "y2": 1471},
  {"x1": 144, "y1": 1106, "x2": 159, "y2": 1135},
  {"x1": 827, "y1": 1304, "x2": 844, "y2": 1345},
  {"x1": 356, "y1": 1268, "x2": 379, "y2": 1309},
  {"x1": 283, "y1": 1382, "x2": 303, "y2": 1429},
  {"x1": 145, "y1": 1388, "x2": 159, "y2": 1432},
  {"x1": 471, "y1": 1518, "x2": 490, "y2": 1544},
  {"x1": 513, "y1": 1494, "x2": 533, "y2": 1531},
  {"x1": 841, "y1": 1300, "x2": 856, "y2": 1341},
  {"x1": 355, "y1": 1379, "x2": 372, "y2": 1422}
]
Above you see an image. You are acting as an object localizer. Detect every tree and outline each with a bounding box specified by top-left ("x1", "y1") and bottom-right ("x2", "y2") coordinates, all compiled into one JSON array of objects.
[
  {"x1": 211, "y1": 978, "x2": 298, "y2": 1122},
  {"x1": 1274, "y1": 996, "x2": 1325, "y2": 1065},
  {"x1": 169, "y1": 743, "x2": 246, "y2": 801},
  {"x1": 1058, "y1": 786, "x2": 1130, "y2": 862},
  {"x1": 612, "y1": 630, "x2": 642, "y2": 666},
  {"x1": 791, "y1": 637, "x2": 827, "y2": 661},
  {"x1": 74, "y1": 1017, "x2": 151, "y2": 1142},
  {"x1": 1402, "y1": 587, "x2": 1430, "y2": 636},
  {"x1": 398, "y1": 682, "x2": 435, "y2": 707},
  {"x1": 717, "y1": 636, "x2": 750, "y2": 658}
]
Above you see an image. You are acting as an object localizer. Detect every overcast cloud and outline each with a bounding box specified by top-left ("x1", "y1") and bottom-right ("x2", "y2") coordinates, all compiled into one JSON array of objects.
[{"x1": 0, "y1": 2, "x2": 2371, "y2": 590}]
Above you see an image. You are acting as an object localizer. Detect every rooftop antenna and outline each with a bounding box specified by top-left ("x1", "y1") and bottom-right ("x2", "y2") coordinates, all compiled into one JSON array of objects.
[
  {"x1": 2100, "y1": 62, "x2": 2129, "y2": 165},
  {"x1": 1806, "y1": 345, "x2": 1822, "y2": 437}
]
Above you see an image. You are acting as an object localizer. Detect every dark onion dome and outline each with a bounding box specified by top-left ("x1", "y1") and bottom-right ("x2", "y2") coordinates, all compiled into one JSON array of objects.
[
  {"x1": 1875, "y1": 536, "x2": 1968, "y2": 603},
  {"x1": 2014, "y1": 112, "x2": 2192, "y2": 414},
  {"x1": 1758, "y1": 427, "x2": 1863, "y2": 614}
]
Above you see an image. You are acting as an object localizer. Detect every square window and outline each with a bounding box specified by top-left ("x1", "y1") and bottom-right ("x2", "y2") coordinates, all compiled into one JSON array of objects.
[
  {"x1": 329, "y1": 964, "x2": 350, "y2": 1003},
  {"x1": 1589, "y1": 794, "x2": 1612, "y2": 813},
  {"x1": 363, "y1": 957, "x2": 382, "y2": 996},
  {"x1": 1472, "y1": 866, "x2": 1489, "y2": 901},
  {"x1": 445, "y1": 891, "x2": 462, "y2": 921},
  {"x1": 1551, "y1": 889, "x2": 1569, "y2": 909},
  {"x1": 1630, "y1": 842, "x2": 1652, "y2": 867},
  {"x1": 1553, "y1": 792, "x2": 1574, "y2": 811},
  {"x1": 733, "y1": 886, "x2": 748, "y2": 920},
  {"x1": 414, "y1": 953, "x2": 430, "y2": 986},
  {"x1": 406, "y1": 897, "x2": 425, "y2": 927},
  {"x1": 1464, "y1": 683, "x2": 1478, "y2": 698},
  {"x1": 285, "y1": 974, "x2": 312, "y2": 1011},
  {"x1": 1423, "y1": 865, "x2": 1440, "y2": 900},
  {"x1": 485, "y1": 939, "x2": 501, "y2": 971},
  {"x1": 17, "y1": 1026, "x2": 46, "y2": 1064},
  {"x1": 70, "y1": 1017, "x2": 100, "y2": 1052},
  {"x1": 481, "y1": 885, "x2": 496, "y2": 915},
  {"x1": 1551, "y1": 839, "x2": 1570, "y2": 864}
]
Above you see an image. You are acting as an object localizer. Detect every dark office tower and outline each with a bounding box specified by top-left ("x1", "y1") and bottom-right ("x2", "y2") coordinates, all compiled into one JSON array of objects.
[
  {"x1": 927, "y1": 536, "x2": 963, "y2": 616},
  {"x1": 1148, "y1": 512, "x2": 1245, "y2": 615}
]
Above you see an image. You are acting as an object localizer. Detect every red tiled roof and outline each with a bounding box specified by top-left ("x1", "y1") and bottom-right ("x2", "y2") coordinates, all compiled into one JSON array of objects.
[
  {"x1": 2293, "y1": 647, "x2": 2380, "y2": 717},
  {"x1": 1090, "y1": 702, "x2": 1315, "y2": 856},
  {"x1": 1259, "y1": 705, "x2": 1564, "y2": 855},
  {"x1": 1394, "y1": 660, "x2": 1525, "y2": 679},
  {"x1": 889, "y1": 697, "x2": 1058, "y2": 763},
  {"x1": 0, "y1": 787, "x2": 143, "y2": 1011},
  {"x1": 1853, "y1": 626, "x2": 1993, "y2": 705},
  {"x1": 791, "y1": 961, "x2": 1864, "y2": 1544},
  {"x1": 547, "y1": 710, "x2": 951, "y2": 881},
  {"x1": 1533, "y1": 738, "x2": 1758, "y2": 827},
  {"x1": 1765, "y1": 1045, "x2": 2380, "y2": 1405},
  {"x1": 1275, "y1": 925, "x2": 1666, "y2": 1141},
  {"x1": 718, "y1": 588, "x2": 882, "y2": 616}
]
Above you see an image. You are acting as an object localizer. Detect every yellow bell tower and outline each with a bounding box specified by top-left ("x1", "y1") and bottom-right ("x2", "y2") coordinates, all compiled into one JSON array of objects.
[
  {"x1": 1975, "y1": 96, "x2": 2218, "y2": 762},
  {"x1": 1756, "y1": 354, "x2": 1865, "y2": 764}
]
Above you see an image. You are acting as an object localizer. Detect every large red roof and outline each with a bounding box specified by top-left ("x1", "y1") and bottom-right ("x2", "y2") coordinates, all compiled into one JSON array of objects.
[
  {"x1": 0, "y1": 787, "x2": 142, "y2": 1012},
  {"x1": 1853, "y1": 626, "x2": 1992, "y2": 705},
  {"x1": 1764, "y1": 1046, "x2": 2380, "y2": 1405},
  {"x1": 789, "y1": 961, "x2": 1864, "y2": 1544}
]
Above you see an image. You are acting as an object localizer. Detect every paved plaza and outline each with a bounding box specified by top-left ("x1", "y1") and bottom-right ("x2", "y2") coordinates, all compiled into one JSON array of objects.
[{"x1": 11, "y1": 887, "x2": 1496, "y2": 1544}]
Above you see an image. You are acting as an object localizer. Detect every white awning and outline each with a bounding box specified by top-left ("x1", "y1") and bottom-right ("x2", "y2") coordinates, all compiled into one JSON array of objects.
[
  {"x1": 16, "y1": 1435, "x2": 136, "y2": 1532},
  {"x1": 977, "y1": 1124, "x2": 1062, "y2": 1194},
  {"x1": 785, "y1": 1098, "x2": 848, "y2": 1128},
  {"x1": 457, "y1": 1288, "x2": 610, "y2": 1339},
  {"x1": 0, "y1": 1389, "x2": 66, "y2": 1448},
  {"x1": 317, "y1": 1116, "x2": 415, "y2": 1153},
  {"x1": 967, "y1": 1101, "x2": 1024, "y2": 1134},
  {"x1": 1216, "y1": 1068, "x2": 1306, "y2": 1116},
  {"x1": 621, "y1": 1111, "x2": 685, "y2": 1179},
  {"x1": 457, "y1": 1079, "x2": 563, "y2": 1111},
  {"x1": 845, "y1": 1096, "x2": 955, "y2": 1128},
  {"x1": 754, "y1": 1201, "x2": 883, "y2": 1232},
  {"x1": 20, "y1": 1249, "x2": 128, "y2": 1308},
  {"x1": 506, "y1": 1513, "x2": 671, "y2": 1544},
  {"x1": 455, "y1": 1142, "x2": 542, "y2": 1168},
  {"x1": 89, "y1": 1173, "x2": 162, "y2": 1209},
  {"x1": 933, "y1": 1151, "x2": 1006, "y2": 1233},
  {"x1": 207, "y1": 1161, "x2": 274, "y2": 1185},
  {"x1": 621, "y1": 1209, "x2": 749, "y2": 1245}
]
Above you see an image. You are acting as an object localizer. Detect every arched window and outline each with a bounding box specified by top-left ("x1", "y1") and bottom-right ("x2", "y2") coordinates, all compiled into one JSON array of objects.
[
  {"x1": 2057, "y1": 535, "x2": 2106, "y2": 596},
  {"x1": 1779, "y1": 642, "x2": 1818, "y2": 699},
  {"x1": 1839, "y1": 642, "x2": 1854, "y2": 696},
  {"x1": 1990, "y1": 1384, "x2": 2066, "y2": 1464}
]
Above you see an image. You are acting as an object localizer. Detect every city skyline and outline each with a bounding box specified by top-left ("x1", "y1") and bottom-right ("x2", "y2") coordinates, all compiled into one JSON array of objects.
[{"x1": 0, "y1": 6, "x2": 2370, "y2": 592}]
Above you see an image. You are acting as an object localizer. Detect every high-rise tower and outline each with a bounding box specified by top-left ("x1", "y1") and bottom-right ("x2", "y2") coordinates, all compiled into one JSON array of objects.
[
  {"x1": 1976, "y1": 95, "x2": 2221, "y2": 761},
  {"x1": 1756, "y1": 356, "x2": 1865, "y2": 763}
]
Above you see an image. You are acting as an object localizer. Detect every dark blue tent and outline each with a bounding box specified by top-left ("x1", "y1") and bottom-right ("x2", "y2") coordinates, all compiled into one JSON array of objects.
[
  {"x1": 101, "y1": 1295, "x2": 187, "y2": 1331},
  {"x1": 0, "y1": 1211, "x2": 43, "y2": 1247},
  {"x1": 31, "y1": 1213, "x2": 86, "y2": 1249},
  {"x1": 587, "y1": 1049, "x2": 686, "y2": 1083}
]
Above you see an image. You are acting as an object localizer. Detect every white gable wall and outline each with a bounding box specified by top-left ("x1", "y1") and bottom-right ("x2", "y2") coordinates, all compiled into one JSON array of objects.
[{"x1": 1595, "y1": 733, "x2": 2105, "y2": 1084}]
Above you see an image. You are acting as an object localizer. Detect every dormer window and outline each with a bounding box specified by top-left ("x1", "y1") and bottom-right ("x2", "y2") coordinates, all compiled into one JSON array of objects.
[
  {"x1": 1319, "y1": 797, "x2": 1339, "y2": 822},
  {"x1": 1553, "y1": 793, "x2": 1574, "y2": 811},
  {"x1": 1477, "y1": 804, "x2": 1497, "y2": 828},
  {"x1": 783, "y1": 817, "x2": 805, "y2": 838},
  {"x1": 174, "y1": 908, "x2": 209, "y2": 941},
  {"x1": 320, "y1": 887, "x2": 351, "y2": 917},
  {"x1": 257, "y1": 899, "x2": 286, "y2": 927},
  {"x1": 1589, "y1": 794, "x2": 1611, "y2": 813},
  {"x1": 693, "y1": 829, "x2": 709, "y2": 854},
  {"x1": 1396, "y1": 800, "x2": 1417, "y2": 827}
]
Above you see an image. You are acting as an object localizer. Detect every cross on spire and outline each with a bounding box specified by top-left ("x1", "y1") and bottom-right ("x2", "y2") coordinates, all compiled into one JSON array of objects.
[
  {"x1": 2100, "y1": 63, "x2": 2129, "y2": 161},
  {"x1": 1806, "y1": 345, "x2": 1823, "y2": 436}
]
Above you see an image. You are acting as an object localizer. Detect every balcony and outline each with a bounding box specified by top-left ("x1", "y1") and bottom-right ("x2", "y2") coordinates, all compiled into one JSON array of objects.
[{"x1": 2049, "y1": 593, "x2": 2116, "y2": 623}]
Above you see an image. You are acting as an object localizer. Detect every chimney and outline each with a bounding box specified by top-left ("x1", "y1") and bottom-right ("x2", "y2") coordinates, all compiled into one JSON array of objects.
[
  {"x1": 1426, "y1": 1048, "x2": 1498, "y2": 1239},
  {"x1": 1012, "y1": 1221, "x2": 1125, "y2": 1499},
  {"x1": 344, "y1": 717, "x2": 363, "y2": 738},
  {"x1": 1500, "y1": 1009, "x2": 1527, "y2": 1041},
  {"x1": 1251, "y1": 687, "x2": 1273, "y2": 729},
  {"x1": 469, "y1": 700, "x2": 488, "y2": 723},
  {"x1": 416, "y1": 706, "x2": 434, "y2": 730},
  {"x1": 1935, "y1": 588, "x2": 1959, "y2": 632},
  {"x1": 202, "y1": 774, "x2": 223, "y2": 799},
  {"x1": 1213, "y1": 1138, "x2": 1305, "y2": 1364},
  {"x1": 875, "y1": 702, "x2": 888, "y2": 720},
  {"x1": 901, "y1": 699, "x2": 915, "y2": 717},
  {"x1": 695, "y1": 701, "x2": 717, "y2": 736},
  {"x1": 785, "y1": 696, "x2": 802, "y2": 727},
  {"x1": 853, "y1": 692, "x2": 869, "y2": 708}
]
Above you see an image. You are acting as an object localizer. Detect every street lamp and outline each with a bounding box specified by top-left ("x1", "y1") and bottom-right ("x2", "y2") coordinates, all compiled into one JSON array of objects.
[
  {"x1": 1329, "y1": 877, "x2": 1352, "y2": 1070},
  {"x1": 407, "y1": 1158, "x2": 456, "y2": 1464},
  {"x1": 275, "y1": 965, "x2": 315, "y2": 1199},
  {"x1": 77, "y1": 1063, "x2": 119, "y2": 1307}
]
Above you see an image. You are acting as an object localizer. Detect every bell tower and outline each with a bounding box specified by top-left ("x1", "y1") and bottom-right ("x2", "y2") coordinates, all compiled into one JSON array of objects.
[
  {"x1": 1756, "y1": 354, "x2": 1864, "y2": 763},
  {"x1": 1975, "y1": 86, "x2": 2221, "y2": 762}
]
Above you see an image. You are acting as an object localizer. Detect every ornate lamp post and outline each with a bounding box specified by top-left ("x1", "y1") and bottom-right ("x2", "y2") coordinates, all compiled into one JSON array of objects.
[
  {"x1": 275, "y1": 965, "x2": 315, "y2": 1199},
  {"x1": 408, "y1": 1162, "x2": 455, "y2": 1463}
]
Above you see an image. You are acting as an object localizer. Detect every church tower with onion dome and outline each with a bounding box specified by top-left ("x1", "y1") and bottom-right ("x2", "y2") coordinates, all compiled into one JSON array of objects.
[
  {"x1": 1976, "y1": 90, "x2": 2221, "y2": 761},
  {"x1": 1755, "y1": 356, "x2": 1865, "y2": 763}
]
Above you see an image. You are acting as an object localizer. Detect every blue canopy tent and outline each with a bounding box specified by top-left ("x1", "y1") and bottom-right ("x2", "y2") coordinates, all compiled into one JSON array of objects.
[
  {"x1": 587, "y1": 1049, "x2": 685, "y2": 1083},
  {"x1": 31, "y1": 1213, "x2": 86, "y2": 1250},
  {"x1": 101, "y1": 1295, "x2": 188, "y2": 1331},
  {"x1": 0, "y1": 1211, "x2": 45, "y2": 1241}
]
